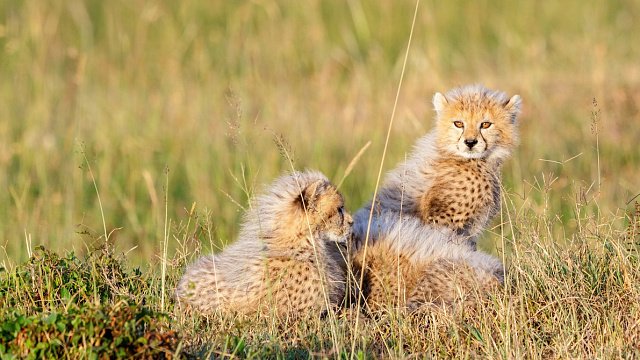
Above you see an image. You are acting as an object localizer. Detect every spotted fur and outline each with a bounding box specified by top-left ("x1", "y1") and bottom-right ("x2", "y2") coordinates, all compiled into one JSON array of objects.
[
  {"x1": 352, "y1": 85, "x2": 521, "y2": 310},
  {"x1": 176, "y1": 170, "x2": 353, "y2": 316},
  {"x1": 352, "y1": 214, "x2": 503, "y2": 312}
]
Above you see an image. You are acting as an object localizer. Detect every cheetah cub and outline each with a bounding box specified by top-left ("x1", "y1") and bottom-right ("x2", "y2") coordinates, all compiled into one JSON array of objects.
[
  {"x1": 352, "y1": 214, "x2": 505, "y2": 311},
  {"x1": 352, "y1": 85, "x2": 521, "y2": 311},
  {"x1": 176, "y1": 170, "x2": 353, "y2": 316},
  {"x1": 354, "y1": 84, "x2": 522, "y2": 249}
]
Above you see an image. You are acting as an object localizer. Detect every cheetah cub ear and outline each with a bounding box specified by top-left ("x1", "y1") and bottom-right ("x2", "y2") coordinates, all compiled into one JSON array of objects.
[
  {"x1": 432, "y1": 92, "x2": 448, "y2": 115},
  {"x1": 503, "y1": 94, "x2": 522, "y2": 123},
  {"x1": 296, "y1": 179, "x2": 333, "y2": 212}
]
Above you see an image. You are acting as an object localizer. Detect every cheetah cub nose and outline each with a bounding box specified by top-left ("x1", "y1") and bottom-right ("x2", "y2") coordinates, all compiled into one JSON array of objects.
[{"x1": 464, "y1": 139, "x2": 478, "y2": 149}]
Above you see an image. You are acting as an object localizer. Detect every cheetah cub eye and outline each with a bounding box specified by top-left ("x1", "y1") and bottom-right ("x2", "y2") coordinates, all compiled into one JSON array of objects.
[
  {"x1": 480, "y1": 121, "x2": 492, "y2": 129},
  {"x1": 453, "y1": 121, "x2": 464, "y2": 128}
]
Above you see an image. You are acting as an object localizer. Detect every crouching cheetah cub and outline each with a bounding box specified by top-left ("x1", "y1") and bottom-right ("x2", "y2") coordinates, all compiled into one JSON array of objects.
[
  {"x1": 352, "y1": 85, "x2": 522, "y2": 311},
  {"x1": 352, "y1": 214, "x2": 504, "y2": 311},
  {"x1": 176, "y1": 170, "x2": 353, "y2": 316}
]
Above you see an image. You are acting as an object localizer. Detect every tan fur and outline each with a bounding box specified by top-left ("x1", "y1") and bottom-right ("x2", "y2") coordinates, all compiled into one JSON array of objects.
[
  {"x1": 418, "y1": 157, "x2": 500, "y2": 238},
  {"x1": 353, "y1": 239, "x2": 502, "y2": 312},
  {"x1": 352, "y1": 85, "x2": 521, "y2": 311},
  {"x1": 354, "y1": 85, "x2": 521, "y2": 248},
  {"x1": 350, "y1": 215, "x2": 505, "y2": 312},
  {"x1": 176, "y1": 170, "x2": 353, "y2": 316}
]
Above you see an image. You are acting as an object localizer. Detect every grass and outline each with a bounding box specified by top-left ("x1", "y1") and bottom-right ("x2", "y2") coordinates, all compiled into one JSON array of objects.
[
  {"x1": 2, "y1": 205, "x2": 638, "y2": 358},
  {"x1": 1, "y1": 0, "x2": 639, "y2": 358}
]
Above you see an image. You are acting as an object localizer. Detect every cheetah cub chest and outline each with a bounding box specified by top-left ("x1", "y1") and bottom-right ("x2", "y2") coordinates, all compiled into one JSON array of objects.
[{"x1": 419, "y1": 157, "x2": 500, "y2": 235}]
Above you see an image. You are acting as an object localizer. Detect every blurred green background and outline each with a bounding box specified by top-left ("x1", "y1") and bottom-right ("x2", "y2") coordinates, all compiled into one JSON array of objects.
[{"x1": 1, "y1": 1, "x2": 638, "y2": 267}]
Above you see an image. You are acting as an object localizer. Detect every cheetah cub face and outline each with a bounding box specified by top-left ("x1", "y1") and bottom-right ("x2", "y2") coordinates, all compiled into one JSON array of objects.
[
  {"x1": 292, "y1": 179, "x2": 353, "y2": 245},
  {"x1": 432, "y1": 85, "x2": 522, "y2": 161}
]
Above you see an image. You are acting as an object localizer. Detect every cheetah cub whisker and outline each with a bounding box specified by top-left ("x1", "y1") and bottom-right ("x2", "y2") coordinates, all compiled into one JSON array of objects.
[{"x1": 176, "y1": 170, "x2": 353, "y2": 316}]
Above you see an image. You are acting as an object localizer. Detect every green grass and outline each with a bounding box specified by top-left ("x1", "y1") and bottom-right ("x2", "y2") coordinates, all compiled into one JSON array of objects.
[
  {"x1": 1, "y1": 0, "x2": 639, "y2": 358},
  {"x1": 2, "y1": 208, "x2": 638, "y2": 358}
]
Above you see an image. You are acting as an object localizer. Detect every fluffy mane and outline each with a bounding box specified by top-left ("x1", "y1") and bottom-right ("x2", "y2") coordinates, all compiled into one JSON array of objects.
[{"x1": 237, "y1": 170, "x2": 330, "y2": 245}]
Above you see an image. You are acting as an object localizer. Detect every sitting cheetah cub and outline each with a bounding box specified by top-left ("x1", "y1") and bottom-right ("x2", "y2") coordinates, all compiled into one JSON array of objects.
[
  {"x1": 176, "y1": 170, "x2": 353, "y2": 316},
  {"x1": 352, "y1": 85, "x2": 521, "y2": 310},
  {"x1": 354, "y1": 85, "x2": 522, "y2": 249}
]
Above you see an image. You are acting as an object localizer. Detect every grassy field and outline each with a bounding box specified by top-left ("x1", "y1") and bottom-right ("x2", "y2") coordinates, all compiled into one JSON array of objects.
[{"x1": 1, "y1": 0, "x2": 639, "y2": 358}]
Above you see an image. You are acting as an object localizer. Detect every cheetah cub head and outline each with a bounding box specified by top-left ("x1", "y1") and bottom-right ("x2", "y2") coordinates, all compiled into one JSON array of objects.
[
  {"x1": 254, "y1": 171, "x2": 352, "y2": 247},
  {"x1": 432, "y1": 84, "x2": 522, "y2": 161},
  {"x1": 293, "y1": 176, "x2": 353, "y2": 245}
]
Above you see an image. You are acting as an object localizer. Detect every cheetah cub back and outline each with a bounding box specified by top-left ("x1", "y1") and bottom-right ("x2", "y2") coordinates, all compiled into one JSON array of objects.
[
  {"x1": 176, "y1": 170, "x2": 353, "y2": 316},
  {"x1": 352, "y1": 215, "x2": 504, "y2": 312}
]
